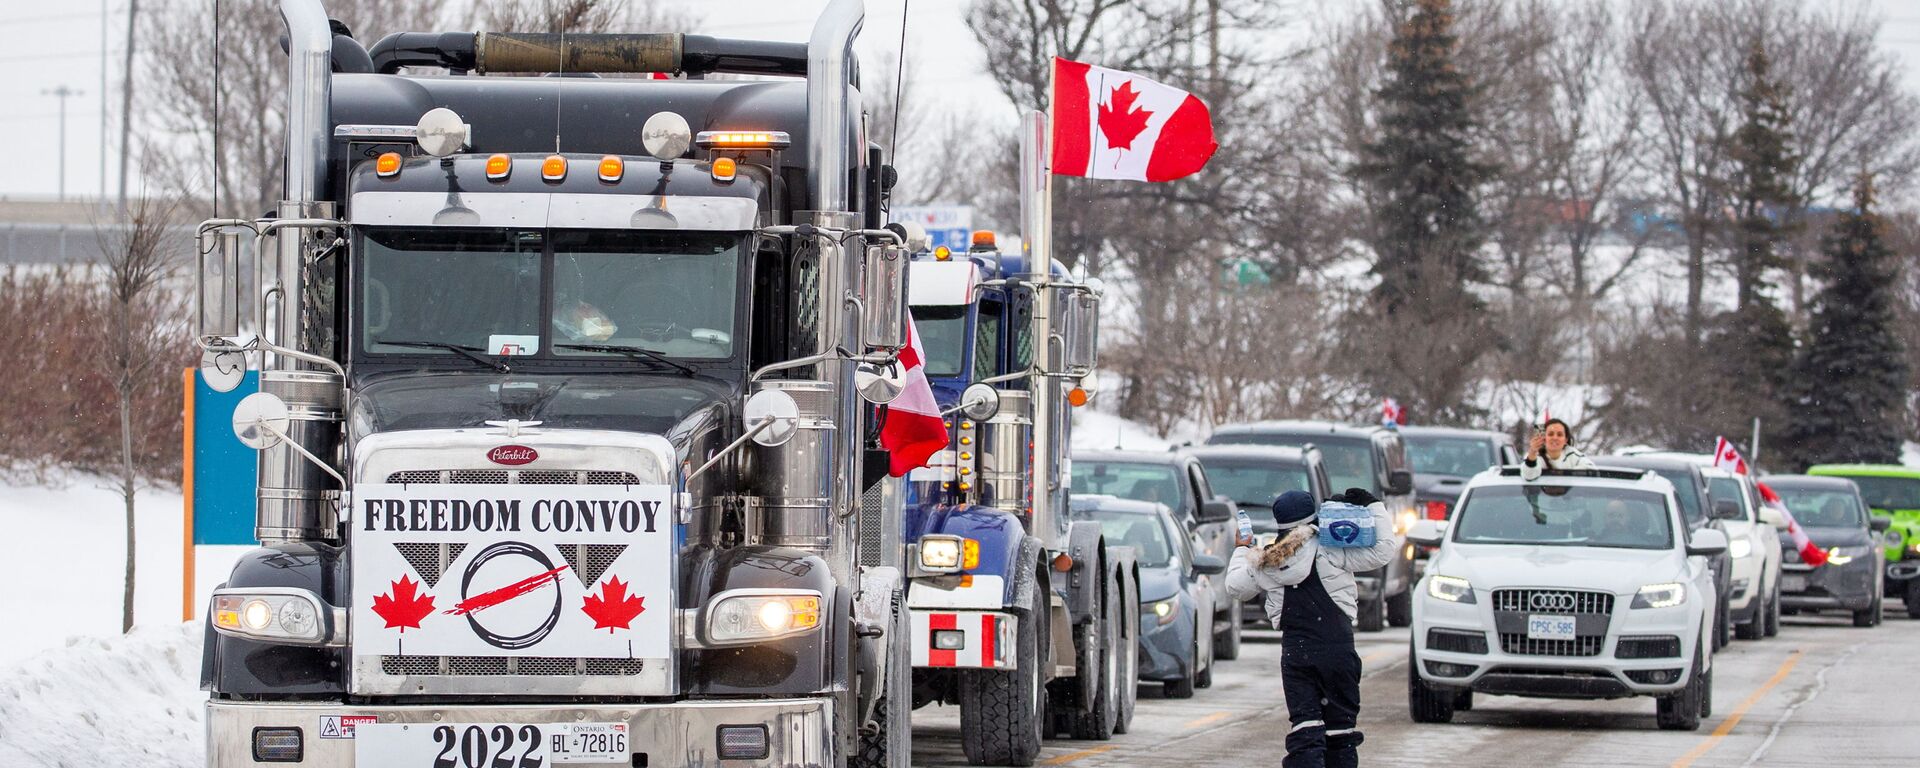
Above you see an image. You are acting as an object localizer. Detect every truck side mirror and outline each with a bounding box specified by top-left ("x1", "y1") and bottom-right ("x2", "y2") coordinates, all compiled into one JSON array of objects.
[
  {"x1": 1061, "y1": 288, "x2": 1099, "y2": 374},
  {"x1": 956, "y1": 383, "x2": 1000, "y2": 421},
  {"x1": 197, "y1": 225, "x2": 245, "y2": 341},
  {"x1": 862, "y1": 244, "x2": 908, "y2": 350},
  {"x1": 1386, "y1": 469, "x2": 1414, "y2": 496}
]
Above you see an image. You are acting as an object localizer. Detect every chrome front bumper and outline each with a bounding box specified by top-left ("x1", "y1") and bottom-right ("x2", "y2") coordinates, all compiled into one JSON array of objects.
[{"x1": 206, "y1": 697, "x2": 833, "y2": 767}]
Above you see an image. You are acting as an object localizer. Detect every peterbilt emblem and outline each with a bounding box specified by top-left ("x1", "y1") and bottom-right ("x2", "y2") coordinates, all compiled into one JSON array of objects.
[
  {"x1": 488, "y1": 445, "x2": 538, "y2": 465},
  {"x1": 1530, "y1": 592, "x2": 1576, "y2": 611}
]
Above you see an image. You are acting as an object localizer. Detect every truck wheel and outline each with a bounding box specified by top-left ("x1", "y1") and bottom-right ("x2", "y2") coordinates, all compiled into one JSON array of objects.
[
  {"x1": 1357, "y1": 595, "x2": 1386, "y2": 633},
  {"x1": 1387, "y1": 587, "x2": 1414, "y2": 628},
  {"x1": 1215, "y1": 602, "x2": 1242, "y2": 661},
  {"x1": 1068, "y1": 571, "x2": 1121, "y2": 740},
  {"x1": 960, "y1": 583, "x2": 1045, "y2": 766},
  {"x1": 852, "y1": 595, "x2": 912, "y2": 768},
  {"x1": 1656, "y1": 646, "x2": 1705, "y2": 731},
  {"x1": 1115, "y1": 574, "x2": 1139, "y2": 735},
  {"x1": 1407, "y1": 642, "x2": 1455, "y2": 724},
  {"x1": 1905, "y1": 579, "x2": 1920, "y2": 620}
]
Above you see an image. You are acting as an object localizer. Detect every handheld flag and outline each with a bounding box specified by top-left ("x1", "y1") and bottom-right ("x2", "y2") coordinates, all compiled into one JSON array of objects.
[
  {"x1": 1717, "y1": 437, "x2": 1827, "y2": 567},
  {"x1": 1050, "y1": 57, "x2": 1217, "y2": 182},
  {"x1": 880, "y1": 317, "x2": 950, "y2": 477},
  {"x1": 1381, "y1": 398, "x2": 1405, "y2": 427}
]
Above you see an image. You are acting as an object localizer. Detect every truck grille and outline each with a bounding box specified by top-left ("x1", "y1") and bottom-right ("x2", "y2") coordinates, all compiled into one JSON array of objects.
[
  {"x1": 387, "y1": 470, "x2": 639, "y2": 485},
  {"x1": 381, "y1": 656, "x2": 646, "y2": 677}
]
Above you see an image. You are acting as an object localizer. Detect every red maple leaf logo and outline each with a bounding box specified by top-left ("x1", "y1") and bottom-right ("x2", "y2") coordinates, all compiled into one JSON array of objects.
[
  {"x1": 1097, "y1": 80, "x2": 1154, "y2": 151},
  {"x1": 581, "y1": 576, "x2": 646, "y2": 632},
  {"x1": 371, "y1": 575, "x2": 435, "y2": 632}
]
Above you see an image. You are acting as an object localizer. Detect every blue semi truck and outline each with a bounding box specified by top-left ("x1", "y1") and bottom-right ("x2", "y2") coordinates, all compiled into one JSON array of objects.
[{"x1": 896, "y1": 115, "x2": 1140, "y2": 766}]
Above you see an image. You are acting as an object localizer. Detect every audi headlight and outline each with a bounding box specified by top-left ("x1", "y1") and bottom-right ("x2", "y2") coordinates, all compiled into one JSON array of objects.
[
  {"x1": 1826, "y1": 545, "x2": 1873, "y2": 566},
  {"x1": 918, "y1": 535, "x2": 979, "y2": 574},
  {"x1": 211, "y1": 588, "x2": 337, "y2": 646},
  {"x1": 1426, "y1": 575, "x2": 1475, "y2": 604},
  {"x1": 1631, "y1": 583, "x2": 1686, "y2": 609},
  {"x1": 1150, "y1": 599, "x2": 1177, "y2": 625},
  {"x1": 1729, "y1": 537, "x2": 1753, "y2": 559},
  {"x1": 706, "y1": 590, "x2": 823, "y2": 645}
]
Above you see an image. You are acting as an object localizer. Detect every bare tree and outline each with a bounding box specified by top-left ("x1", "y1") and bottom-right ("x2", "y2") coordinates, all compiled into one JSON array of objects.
[
  {"x1": 475, "y1": 0, "x2": 692, "y2": 35},
  {"x1": 95, "y1": 195, "x2": 185, "y2": 633}
]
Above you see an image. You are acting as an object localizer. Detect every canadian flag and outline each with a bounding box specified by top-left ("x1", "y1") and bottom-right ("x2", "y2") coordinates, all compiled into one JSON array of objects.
[
  {"x1": 881, "y1": 317, "x2": 950, "y2": 477},
  {"x1": 1716, "y1": 437, "x2": 1827, "y2": 567},
  {"x1": 1050, "y1": 57, "x2": 1218, "y2": 182},
  {"x1": 1381, "y1": 398, "x2": 1405, "y2": 427}
]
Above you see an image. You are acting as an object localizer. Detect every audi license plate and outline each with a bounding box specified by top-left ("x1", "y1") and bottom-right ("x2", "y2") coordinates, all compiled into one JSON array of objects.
[
  {"x1": 1526, "y1": 614, "x2": 1577, "y2": 641},
  {"x1": 356, "y1": 722, "x2": 628, "y2": 766},
  {"x1": 1782, "y1": 574, "x2": 1809, "y2": 593}
]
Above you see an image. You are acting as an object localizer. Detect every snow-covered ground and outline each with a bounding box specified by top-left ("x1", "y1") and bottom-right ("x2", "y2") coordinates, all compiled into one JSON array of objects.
[{"x1": 0, "y1": 622, "x2": 203, "y2": 768}]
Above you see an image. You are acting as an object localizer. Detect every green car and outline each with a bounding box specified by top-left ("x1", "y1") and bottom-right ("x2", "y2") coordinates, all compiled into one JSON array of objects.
[{"x1": 1806, "y1": 464, "x2": 1920, "y2": 618}]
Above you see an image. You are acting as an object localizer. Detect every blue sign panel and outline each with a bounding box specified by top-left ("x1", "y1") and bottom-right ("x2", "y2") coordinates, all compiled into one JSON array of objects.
[
  {"x1": 928, "y1": 227, "x2": 972, "y2": 252},
  {"x1": 192, "y1": 371, "x2": 259, "y2": 546}
]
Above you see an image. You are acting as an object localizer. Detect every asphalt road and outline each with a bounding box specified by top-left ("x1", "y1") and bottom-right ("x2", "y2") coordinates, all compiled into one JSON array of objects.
[{"x1": 910, "y1": 607, "x2": 1920, "y2": 767}]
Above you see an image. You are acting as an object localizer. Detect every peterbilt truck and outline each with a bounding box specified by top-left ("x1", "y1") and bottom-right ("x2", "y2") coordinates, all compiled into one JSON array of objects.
[
  {"x1": 192, "y1": 1, "x2": 919, "y2": 765},
  {"x1": 896, "y1": 114, "x2": 1139, "y2": 766}
]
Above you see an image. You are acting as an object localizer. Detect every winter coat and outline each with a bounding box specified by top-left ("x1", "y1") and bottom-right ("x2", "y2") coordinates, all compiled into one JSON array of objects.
[
  {"x1": 1223, "y1": 501, "x2": 1400, "y2": 628},
  {"x1": 1521, "y1": 446, "x2": 1596, "y2": 480}
]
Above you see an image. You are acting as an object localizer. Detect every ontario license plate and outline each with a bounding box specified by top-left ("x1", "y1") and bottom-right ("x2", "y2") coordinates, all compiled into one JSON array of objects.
[
  {"x1": 356, "y1": 722, "x2": 628, "y2": 766},
  {"x1": 1526, "y1": 614, "x2": 1577, "y2": 640},
  {"x1": 1782, "y1": 574, "x2": 1808, "y2": 593}
]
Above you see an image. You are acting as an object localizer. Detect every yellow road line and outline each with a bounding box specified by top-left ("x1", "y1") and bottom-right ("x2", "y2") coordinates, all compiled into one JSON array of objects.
[
  {"x1": 1361, "y1": 649, "x2": 1398, "y2": 664},
  {"x1": 1042, "y1": 744, "x2": 1117, "y2": 765},
  {"x1": 1671, "y1": 650, "x2": 1805, "y2": 768},
  {"x1": 1183, "y1": 711, "x2": 1231, "y2": 729}
]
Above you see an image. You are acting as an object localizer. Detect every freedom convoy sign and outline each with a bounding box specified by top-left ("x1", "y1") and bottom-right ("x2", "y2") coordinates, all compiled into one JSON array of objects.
[{"x1": 350, "y1": 483, "x2": 672, "y2": 659}]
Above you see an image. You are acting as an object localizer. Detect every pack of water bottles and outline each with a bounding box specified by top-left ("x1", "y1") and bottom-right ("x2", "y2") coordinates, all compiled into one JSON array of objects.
[{"x1": 1317, "y1": 501, "x2": 1376, "y2": 549}]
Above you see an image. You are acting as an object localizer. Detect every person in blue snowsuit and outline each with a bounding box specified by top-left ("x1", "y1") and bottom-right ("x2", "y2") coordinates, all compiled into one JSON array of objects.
[{"x1": 1225, "y1": 488, "x2": 1400, "y2": 768}]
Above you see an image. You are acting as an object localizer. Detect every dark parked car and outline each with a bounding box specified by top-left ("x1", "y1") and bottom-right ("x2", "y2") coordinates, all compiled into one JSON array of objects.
[
  {"x1": 1072, "y1": 450, "x2": 1244, "y2": 659},
  {"x1": 1180, "y1": 445, "x2": 1333, "y2": 627},
  {"x1": 1068, "y1": 495, "x2": 1225, "y2": 698},
  {"x1": 1597, "y1": 455, "x2": 1738, "y2": 650},
  {"x1": 1204, "y1": 421, "x2": 1418, "y2": 631},
  {"x1": 1765, "y1": 475, "x2": 1890, "y2": 627}
]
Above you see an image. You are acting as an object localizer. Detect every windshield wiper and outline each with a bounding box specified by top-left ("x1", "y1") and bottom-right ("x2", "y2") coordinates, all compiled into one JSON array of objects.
[
  {"x1": 556, "y1": 343, "x2": 697, "y2": 377},
  {"x1": 374, "y1": 339, "x2": 510, "y2": 373}
]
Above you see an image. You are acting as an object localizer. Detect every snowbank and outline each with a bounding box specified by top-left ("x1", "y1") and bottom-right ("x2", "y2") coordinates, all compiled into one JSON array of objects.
[{"x1": 0, "y1": 622, "x2": 203, "y2": 768}]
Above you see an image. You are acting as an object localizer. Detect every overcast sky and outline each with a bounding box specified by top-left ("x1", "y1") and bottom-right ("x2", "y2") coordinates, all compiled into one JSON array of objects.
[{"x1": 0, "y1": 0, "x2": 1916, "y2": 201}]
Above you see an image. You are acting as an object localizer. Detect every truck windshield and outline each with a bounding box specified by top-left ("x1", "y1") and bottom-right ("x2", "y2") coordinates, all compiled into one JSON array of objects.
[
  {"x1": 912, "y1": 305, "x2": 969, "y2": 378},
  {"x1": 1453, "y1": 485, "x2": 1674, "y2": 550},
  {"x1": 1199, "y1": 461, "x2": 1311, "y2": 508},
  {"x1": 1405, "y1": 435, "x2": 1496, "y2": 477},
  {"x1": 1839, "y1": 475, "x2": 1920, "y2": 511},
  {"x1": 359, "y1": 228, "x2": 743, "y2": 361}
]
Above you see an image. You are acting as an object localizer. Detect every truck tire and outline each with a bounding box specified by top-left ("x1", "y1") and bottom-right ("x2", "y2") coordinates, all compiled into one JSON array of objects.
[
  {"x1": 1386, "y1": 586, "x2": 1414, "y2": 628},
  {"x1": 959, "y1": 583, "x2": 1046, "y2": 766},
  {"x1": 1357, "y1": 594, "x2": 1386, "y2": 633},
  {"x1": 1656, "y1": 646, "x2": 1705, "y2": 731},
  {"x1": 1115, "y1": 573, "x2": 1139, "y2": 735},
  {"x1": 1068, "y1": 570, "x2": 1121, "y2": 740},
  {"x1": 1215, "y1": 601, "x2": 1242, "y2": 661},
  {"x1": 852, "y1": 594, "x2": 912, "y2": 768},
  {"x1": 1407, "y1": 642, "x2": 1455, "y2": 724}
]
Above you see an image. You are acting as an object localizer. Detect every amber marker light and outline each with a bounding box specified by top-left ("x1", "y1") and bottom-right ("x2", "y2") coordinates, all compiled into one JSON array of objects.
[
  {"x1": 541, "y1": 155, "x2": 567, "y2": 182},
  {"x1": 711, "y1": 156, "x2": 738, "y2": 182},
  {"x1": 1067, "y1": 387, "x2": 1090, "y2": 407},
  {"x1": 597, "y1": 155, "x2": 624, "y2": 183},
  {"x1": 484, "y1": 154, "x2": 511, "y2": 181},
  {"x1": 374, "y1": 152, "x2": 402, "y2": 177}
]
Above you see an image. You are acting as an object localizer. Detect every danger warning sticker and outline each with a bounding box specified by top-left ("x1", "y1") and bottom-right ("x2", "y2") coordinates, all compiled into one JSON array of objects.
[{"x1": 319, "y1": 715, "x2": 379, "y2": 739}]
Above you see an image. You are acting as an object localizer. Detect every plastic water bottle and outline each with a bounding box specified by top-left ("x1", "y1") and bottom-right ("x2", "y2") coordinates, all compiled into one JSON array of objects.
[
  {"x1": 1317, "y1": 501, "x2": 1377, "y2": 549},
  {"x1": 1236, "y1": 510, "x2": 1254, "y2": 546}
]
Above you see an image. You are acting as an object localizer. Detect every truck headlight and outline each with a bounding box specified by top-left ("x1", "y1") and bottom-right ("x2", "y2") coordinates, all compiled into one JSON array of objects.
[
  {"x1": 918, "y1": 535, "x2": 979, "y2": 573},
  {"x1": 1729, "y1": 538, "x2": 1752, "y2": 559},
  {"x1": 1631, "y1": 583, "x2": 1685, "y2": 609},
  {"x1": 211, "y1": 588, "x2": 337, "y2": 646},
  {"x1": 706, "y1": 590, "x2": 823, "y2": 644},
  {"x1": 1426, "y1": 575, "x2": 1475, "y2": 604}
]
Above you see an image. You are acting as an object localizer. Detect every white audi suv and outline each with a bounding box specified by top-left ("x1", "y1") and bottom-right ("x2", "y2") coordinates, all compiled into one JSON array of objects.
[{"x1": 1407, "y1": 466, "x2": 1725, "y2": 731}]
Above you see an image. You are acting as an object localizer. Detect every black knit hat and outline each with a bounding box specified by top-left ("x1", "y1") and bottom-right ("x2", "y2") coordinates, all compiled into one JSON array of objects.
[{"x1": 1271, "y1": 490, "x2": 1319, "y2": 530}]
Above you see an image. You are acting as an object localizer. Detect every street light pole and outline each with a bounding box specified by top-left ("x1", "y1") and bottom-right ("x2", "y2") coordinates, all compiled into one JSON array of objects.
[{"x1": 43, "y1": 85, "x2": 83, "y2": 201}]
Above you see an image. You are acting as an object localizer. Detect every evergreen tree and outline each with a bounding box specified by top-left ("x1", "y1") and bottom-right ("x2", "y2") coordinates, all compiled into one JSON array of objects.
[
  {"x1": 1355, "y1": 0, "x2": 1493, "y2": 312},
  {"x1": 1782, "y1": 177, "x2": 1909, "y2": 469},
  {"x1": 1349, "y1": 0, "x2": 1496, "y2": 420}
]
